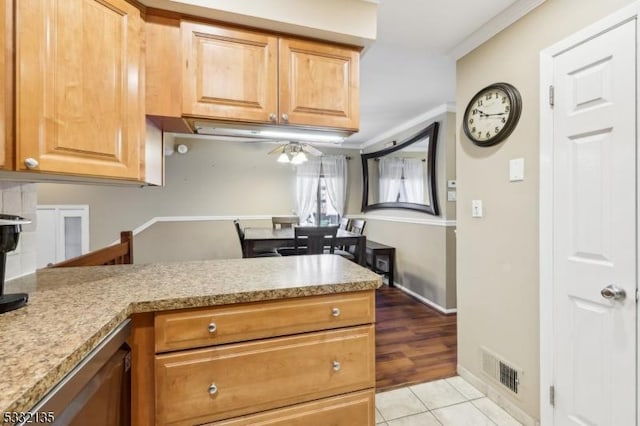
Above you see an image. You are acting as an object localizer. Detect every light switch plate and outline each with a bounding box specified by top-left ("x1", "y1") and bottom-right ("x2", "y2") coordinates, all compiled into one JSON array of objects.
[
  {"x1": 447, "y1": 191, "x2": 457, "y2": 201},
  {"x1": 509, "y1": 158, "x2": 524, "y2": 181},
  {"x1": 472, "y1": 200, "x2": 483, "y2": 218}
]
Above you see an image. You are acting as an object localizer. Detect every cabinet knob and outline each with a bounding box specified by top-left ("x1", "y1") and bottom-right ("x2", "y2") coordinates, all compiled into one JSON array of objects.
[
  {"x1": 208, "y1": 322, "x2": 217, "y2": 333},
  {"x1": 332, "y1": 360, "x2": 341, "y2": 371},
  {"x1": 331, "y1": 307, "x2": 341, "y2": 317},
  {"x1": 208, "y1": 383, "x2": 218, "y2": 396},
  {"x1": 24, "y1": 158, "x2": 39, "y2": 169},
  {"x1": 281, "y1": 113, "x2": 289, "y2": 122},
  {"x1": 269, "y1": 113, "x2": 277, "y2": 122}
]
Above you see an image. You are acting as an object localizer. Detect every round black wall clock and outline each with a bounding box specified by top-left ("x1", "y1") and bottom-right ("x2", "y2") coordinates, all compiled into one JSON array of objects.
[{"x1": 463, "y1": 82, "x2": 522, "y2": 147}]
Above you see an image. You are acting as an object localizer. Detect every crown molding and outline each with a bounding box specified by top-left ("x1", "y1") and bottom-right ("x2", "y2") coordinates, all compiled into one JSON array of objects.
[
  {"x1": 448, "y1": 0, "x2": 547, "y2": 60},
  {"x1": 358, "y1": 103, "x2": 455, "y2": 150}
]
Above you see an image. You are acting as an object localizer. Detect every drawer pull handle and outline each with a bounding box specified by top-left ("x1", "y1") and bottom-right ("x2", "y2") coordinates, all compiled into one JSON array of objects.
[
  {"x1": 332, "y1": 307, "x2": 341, "y2": 317},
  {"x1": 208, "y1": 383, "x2": 218, "y2": 396},
  {"x1": 332, "y1": 360, "x2": 341, "y2": 371},
  {"x1": 208, "y1": 322, "x2": 217, "y2": 333}
]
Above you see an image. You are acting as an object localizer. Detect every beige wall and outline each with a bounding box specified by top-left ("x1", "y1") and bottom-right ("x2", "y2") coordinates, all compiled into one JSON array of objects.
[
  {"x1": 456, "y1": 0, "x2": 634, "y2": 419},
  {"x1": 37, "y1": 138, "x2": 361, "y2": 259},
  {"x1": 361, "y1": 111, "x2": 456, "y2": 309}
]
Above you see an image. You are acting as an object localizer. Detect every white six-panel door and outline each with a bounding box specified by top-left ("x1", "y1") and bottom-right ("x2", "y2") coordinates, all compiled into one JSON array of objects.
[{"x1": 552, "y1": 19, "x2": 636, "y2": 425}]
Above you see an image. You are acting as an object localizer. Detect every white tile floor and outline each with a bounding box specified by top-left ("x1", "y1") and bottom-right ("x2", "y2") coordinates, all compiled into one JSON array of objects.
[{"x1": 375, "y1": 376, "x2": 522, "y2": 426}]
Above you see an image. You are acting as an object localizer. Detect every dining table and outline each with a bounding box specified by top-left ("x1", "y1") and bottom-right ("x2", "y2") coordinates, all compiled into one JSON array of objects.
[{"x1": 243, "y1": 227, "x2": 367, "y2": 266}]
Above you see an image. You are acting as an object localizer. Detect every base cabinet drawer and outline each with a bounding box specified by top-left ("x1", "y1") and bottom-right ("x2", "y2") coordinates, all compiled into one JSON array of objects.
[
  {"x1": 155, "y1": 291, "x2": 375, "y2": 352},
  {"x1": 208, "y1": 389, "x2": 375, "y2": 425},
  {"x1": 155, "y1": 325, "x2": 375, "y2": 425}
]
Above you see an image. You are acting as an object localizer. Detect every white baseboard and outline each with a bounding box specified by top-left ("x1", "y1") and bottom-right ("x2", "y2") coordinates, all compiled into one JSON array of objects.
[
  {"x1": 457, "y1": 365, "x2": 540, "y2": 426},
  {"x1": 393, "y1": 282, "x2": 457, "y2": 314}
]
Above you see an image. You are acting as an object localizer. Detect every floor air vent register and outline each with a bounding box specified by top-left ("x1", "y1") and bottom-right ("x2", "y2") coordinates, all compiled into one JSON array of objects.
[{"x1": 481, "y1": 347, "x2": 521, "y2": 395}]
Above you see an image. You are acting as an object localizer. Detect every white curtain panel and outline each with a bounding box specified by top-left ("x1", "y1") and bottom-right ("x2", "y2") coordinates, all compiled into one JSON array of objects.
[
  {"x1": 378, "y1": 157, "x2": 403, "y2": 202},
  {"x1": 403, "y1": 158, "x2": 425, "y2": 204},
  {"x1": 295, "y1": 157, "x2": 322, "y2": 224},
  {"x1": 321, "y1": 155, "x2": 347, "y2": 217}
]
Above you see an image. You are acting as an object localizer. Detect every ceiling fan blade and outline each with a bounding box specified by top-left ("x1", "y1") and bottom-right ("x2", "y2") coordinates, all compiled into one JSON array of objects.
[
  {"x1": 267, "y1": 144, "x2": 286, "y2": 155},
  {"x1": 302, "y1": 144, "x2": 323, "y2": 156}
]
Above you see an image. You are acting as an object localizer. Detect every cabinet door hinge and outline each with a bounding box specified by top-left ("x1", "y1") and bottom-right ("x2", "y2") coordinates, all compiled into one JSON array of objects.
[
  {"x1": 549, "y1": 385, "x2": 555, "y2": 406},
  {"x1": 549, "y1": 85, "x2": 555, "y2": 107}
]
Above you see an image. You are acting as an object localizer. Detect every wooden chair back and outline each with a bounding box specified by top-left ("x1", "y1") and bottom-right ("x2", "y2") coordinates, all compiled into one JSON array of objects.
[
  {"x1": 233, "y1": 219, "x2": 245, "y2": 245},
  {"x1": 272, "y1": 216, "x2": 299, "y2": 229},
  {"x1": 294, "y1": 226, "x2": 339, "y2": 255},
  {"x1": 339, "y1": 217, "x2": 350, "y2": 230},
  {"x1": 49, "y1": 231, "x2": 133, "y2": 267},
  {"x1": 348, "y1": 219, "x2": 366, "y2": 235}
]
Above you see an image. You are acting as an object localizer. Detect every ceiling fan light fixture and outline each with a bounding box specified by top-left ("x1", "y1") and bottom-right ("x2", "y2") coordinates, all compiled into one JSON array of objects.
[
  {"x1": 277, "y1": 152, "x2": 290, "y2": 163},
  {"x1": 291, "y1": 151, "x2": 308, "y2": 165}
]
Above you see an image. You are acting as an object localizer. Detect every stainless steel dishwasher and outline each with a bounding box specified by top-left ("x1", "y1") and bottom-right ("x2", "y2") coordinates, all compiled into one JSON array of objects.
[{"x1": 21, "y1": 319, "x2": 132, "y2": 426}]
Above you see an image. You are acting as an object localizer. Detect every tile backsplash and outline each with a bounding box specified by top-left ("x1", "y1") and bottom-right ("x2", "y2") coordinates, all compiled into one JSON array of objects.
[{"x1": 1, "y1": 182, "x2": 37, "y2": 280}]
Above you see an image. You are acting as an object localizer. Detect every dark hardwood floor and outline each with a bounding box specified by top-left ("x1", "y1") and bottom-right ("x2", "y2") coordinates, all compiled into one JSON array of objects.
[{"x1": 375, "y1": 284, "x2": 457, "y2": 392}]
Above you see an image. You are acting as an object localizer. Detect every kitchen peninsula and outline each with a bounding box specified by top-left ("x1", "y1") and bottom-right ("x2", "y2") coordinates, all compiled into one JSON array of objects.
[{"x1": 0, "y1": 255, "x2": 381, "y2": 425}]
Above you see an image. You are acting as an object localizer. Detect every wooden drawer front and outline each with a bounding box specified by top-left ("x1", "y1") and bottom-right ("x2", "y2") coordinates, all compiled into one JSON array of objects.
[
  {"x1": 209, "y1": 389, "x2": 375, "y2": 426},
  {"x1": 155, "y1": 325, "x2": 375, "y2": 425},
  {"x1": 155, "y1": 291, "x2": 374, "y2": 352}
]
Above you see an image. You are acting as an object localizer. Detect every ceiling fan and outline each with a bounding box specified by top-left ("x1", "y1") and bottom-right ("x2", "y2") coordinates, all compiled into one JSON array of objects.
[{"x1": 267, "y1": 142, "x2": 322, "y2": 164}]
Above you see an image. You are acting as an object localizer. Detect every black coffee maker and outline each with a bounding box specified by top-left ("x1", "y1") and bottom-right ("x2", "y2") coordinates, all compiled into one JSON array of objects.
[{"x1": 0, "y1": 214, "x2": 32, "y2": 314}]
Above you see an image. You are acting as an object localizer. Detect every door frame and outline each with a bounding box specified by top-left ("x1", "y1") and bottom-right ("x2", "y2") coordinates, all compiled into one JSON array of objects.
[{"x1": 539, "y1": 3, "x2": 640, "y2": 424}]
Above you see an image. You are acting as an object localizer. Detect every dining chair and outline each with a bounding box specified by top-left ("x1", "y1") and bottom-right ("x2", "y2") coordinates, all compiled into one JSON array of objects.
[
  {"x1": 338, "y1": 217, "x2": 350, "y2": 230},
  {"x1": 272, "y1": 216, "x2": 300, "y2": 229},
  {"x1": 335, "y1": 219, "x2": 366, "y2": 261},
  {"x1": 234, "y1": 219, "x2": 280, "y2": 258},
  {"x1": 294, "y1": 225, "x2": 339, "y2": 255}
]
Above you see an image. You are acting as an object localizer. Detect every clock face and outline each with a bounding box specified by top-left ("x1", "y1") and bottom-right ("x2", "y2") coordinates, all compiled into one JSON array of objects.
[{"x1": 463, "y1": 83, "x2": 522, "y2": 147}]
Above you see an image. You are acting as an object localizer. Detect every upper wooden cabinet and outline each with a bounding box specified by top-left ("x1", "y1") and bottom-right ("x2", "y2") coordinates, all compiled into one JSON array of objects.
[
  {"x1": 279, "y1": 38, "x2": 359, "y2": 130},
  {"x1": 15, "y1": 0, "x2": 144, "y2": 180},
  {"x1": 151, "y1": 19, "x2": 360, "y2": 132},
  {"x1": 0, "y1": 1, "x2": 13, "y2": 170},
  {"x1": 182, "y1": 22, "x2": 278, "y2": 124}
]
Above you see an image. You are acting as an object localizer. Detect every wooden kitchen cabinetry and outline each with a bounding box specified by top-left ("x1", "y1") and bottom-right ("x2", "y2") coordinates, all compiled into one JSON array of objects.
[
  {"x1": 148, "y1": 16, "x2": 360, "y2": 133},
  {"x1": 0, "y1": 1, "x2": 13, "y2": 170},
  {"x1": 181, "y1": 21, "x2": 278, "y2": 125},
  {"x1": 15, "y1": 0, "x2": 144, "y2": 180},
  {"x1": 279, "y1": 37, "x2": 360, "y2": 130},
  {"x1": 152, "y1": 291, "x2": 376, "y2": 425}
]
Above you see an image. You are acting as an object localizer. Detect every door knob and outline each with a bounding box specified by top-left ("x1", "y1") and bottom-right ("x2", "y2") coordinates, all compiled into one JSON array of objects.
[{"x1": 601, "y1": 285, "x2": 626, "y2": 301}]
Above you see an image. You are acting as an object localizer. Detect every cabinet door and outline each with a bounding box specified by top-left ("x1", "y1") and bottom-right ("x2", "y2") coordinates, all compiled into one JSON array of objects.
[
  {"x1": 16, "y1": 0, "x2": 143, "y2": 179},
  {"x1": 0, "y1": 1, "x2": 13, "y2": 169},
  {"x1": 279, "y1": 39, "x2": 359, "y2": 131},
  {"x1": 182, "y1": 22, "x2": 278, "y2": 124}
]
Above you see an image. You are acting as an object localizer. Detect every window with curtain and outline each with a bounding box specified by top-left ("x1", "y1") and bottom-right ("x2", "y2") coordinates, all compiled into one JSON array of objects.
[
  {"x1": 378, "y1": 157, "x2": 425, "y2": 204},
  {"x1": 295, "y1": 155, "x2": 347, "y2": 225}
]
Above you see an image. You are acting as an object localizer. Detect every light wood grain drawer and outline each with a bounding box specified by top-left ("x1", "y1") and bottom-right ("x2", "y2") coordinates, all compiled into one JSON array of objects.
[
  {"x1": 155, "y1": 325, "x2": 375, "y2": 425},
  {"x1": 207, "y1": 389, "x2": 375, "y2": 425},
  {"x1": 155, "y1": 290, "x2": 374, "y2": 352}
]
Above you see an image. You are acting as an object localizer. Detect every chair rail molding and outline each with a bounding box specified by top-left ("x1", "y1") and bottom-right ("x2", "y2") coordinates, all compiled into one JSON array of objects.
[{"x1": 349, "y1": 214, "x2": 456, "y2": 227}]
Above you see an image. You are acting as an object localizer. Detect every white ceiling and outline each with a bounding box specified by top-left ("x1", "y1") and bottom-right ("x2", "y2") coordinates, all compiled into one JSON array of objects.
[{"x1": 345, "y1": 0, "x2": 521, "y2": 146}]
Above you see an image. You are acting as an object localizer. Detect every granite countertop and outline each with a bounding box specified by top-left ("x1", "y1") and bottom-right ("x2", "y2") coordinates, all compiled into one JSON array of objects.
[{"x1": 0, "y1": 255, "x2": 381, "y2": 420}]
